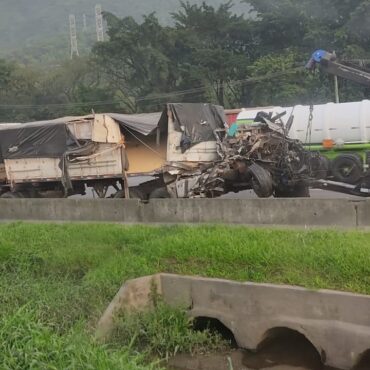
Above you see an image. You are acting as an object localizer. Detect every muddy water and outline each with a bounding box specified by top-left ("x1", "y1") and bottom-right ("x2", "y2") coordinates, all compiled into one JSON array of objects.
[
  {"x1": 168, "y1": 333, "x2": 341, "y2": 370},
  {"x1": 168, "y1": 351, "x2": 340, "y2": 370}
]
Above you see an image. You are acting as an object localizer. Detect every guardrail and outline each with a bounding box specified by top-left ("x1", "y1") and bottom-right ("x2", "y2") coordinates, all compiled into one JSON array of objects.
[{"x1": 0, "y1": 198, "x2": 369, "y2": 227}]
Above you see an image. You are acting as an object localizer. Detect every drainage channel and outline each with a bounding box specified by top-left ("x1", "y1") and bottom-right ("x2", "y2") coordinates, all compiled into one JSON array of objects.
[
  {"x1": 97, "y1": 274, "x2": 370, "y2": 370},
  {"x1": 168, "y1": 332, "x2": 370, "y2": 370},
  {"x1": 169, "y1": 350, "x2": 369, "y2": 370},
  {"x1": 168, "y1": 328, "x2": 341, "y2": 370}
]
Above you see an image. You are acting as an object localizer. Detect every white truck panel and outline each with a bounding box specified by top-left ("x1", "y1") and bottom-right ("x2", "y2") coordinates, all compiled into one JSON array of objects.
[
  {"x1": 92, "y1": 115, "x2": 122, "y2": 143},
  {"x1": 166, "y1": 115, "x2": 218, "y2": 163},
  {"x1": 68, "y1": 144, "x2": 123, "y2": 179},
  {"x1": 67, "y1": 120, "x2": 93, "y2": 140},
  {"x1": 5, "y1": 144, "x2": 123, "y2": 183},
  {"x1": 67, "y1": 115, "x2": 122, "y2": 143}
]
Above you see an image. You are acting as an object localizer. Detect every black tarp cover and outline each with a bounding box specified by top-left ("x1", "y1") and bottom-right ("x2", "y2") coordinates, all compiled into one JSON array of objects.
[
  {"x1": 111, "y1": 104, "x2": 226, "y2": 141},
  {"x1": 109, "y1": 112, "x2": 162, "y2": 136},
  {"x1": 0, "y1": 121, "x2": 75, "y2": 160},
  {"x1": 164, "y1": 103, "x2": 226, "y2": 145}
]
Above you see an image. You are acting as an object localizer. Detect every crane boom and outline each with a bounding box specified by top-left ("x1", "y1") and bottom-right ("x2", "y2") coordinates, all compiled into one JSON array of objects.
[{"x1": 307, "y1": 50, "x2": 370, "y2": 87}]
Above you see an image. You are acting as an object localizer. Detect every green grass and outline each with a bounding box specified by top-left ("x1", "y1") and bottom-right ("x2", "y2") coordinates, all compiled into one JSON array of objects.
[
  {"x1": 111, "y1": 301, "x2": 227, "y2": 359},
  {"x1": 0, "y1": 307, "x2": 154, "y2": 370},
  {"x1": 0, "y1": 223, "x2": 369, "y2": 369}
]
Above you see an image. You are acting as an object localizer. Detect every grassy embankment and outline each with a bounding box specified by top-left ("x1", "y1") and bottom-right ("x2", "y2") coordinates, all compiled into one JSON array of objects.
[{"x1": 0, "y1": 223, "x2": 369, "y2": 369}]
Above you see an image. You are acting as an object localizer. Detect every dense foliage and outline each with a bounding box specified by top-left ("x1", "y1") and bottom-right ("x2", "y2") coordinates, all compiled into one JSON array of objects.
[{"x1": 0, "y1": 0, "x2": 369, "y2": 122}]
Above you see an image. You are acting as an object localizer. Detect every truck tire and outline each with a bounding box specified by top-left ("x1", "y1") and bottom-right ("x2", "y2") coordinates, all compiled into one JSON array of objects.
[
  {"x1": 310, "y1": 155, "x2": 330, "y2": 179},
  {"x1": 114, "y1": 188, "x2": 145, "y2": 200},
  {"x1": 248, "y1": 163, "x2": 273, "y2": 198},
  {"x1": 331, "y1": 154, "x2": 363, "y2": 184}
]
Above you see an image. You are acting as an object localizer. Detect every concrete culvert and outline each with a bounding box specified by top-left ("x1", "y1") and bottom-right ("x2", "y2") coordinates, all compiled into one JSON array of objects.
[
  {"x1": 353, "y1": 349, "x2": 370, "y2": 370},
  {"x1": 193, "y1": 317, "x2": 237, "y2": 348},
  {"x1": 246, "y1": 327, "x2": 331, "y2": 370}
]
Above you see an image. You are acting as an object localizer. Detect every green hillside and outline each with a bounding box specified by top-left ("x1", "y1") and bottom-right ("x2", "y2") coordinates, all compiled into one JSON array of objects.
[{"x1": 0, "y1": 0, "x2": 251, "y2": 63}]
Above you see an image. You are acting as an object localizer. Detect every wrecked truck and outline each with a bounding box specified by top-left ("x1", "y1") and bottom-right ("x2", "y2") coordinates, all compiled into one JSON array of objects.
[
  {"x1": 0, "y1": 105, "x2": 224, "y2": 199},
  {"x1": 130, "y1": 104, "x2": 326, "y2": 199},
  {"x1": 0, "y1": 103, "x2": 324, "y2": 199},
  {"x1": 0, "y1": 114, "x2": 146, "y2": 198}
]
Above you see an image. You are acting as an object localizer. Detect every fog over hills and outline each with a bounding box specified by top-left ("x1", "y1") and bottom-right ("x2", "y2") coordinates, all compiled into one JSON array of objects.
[{"x1": 0, "y1": 0, "x2": 251, "y2": 60}]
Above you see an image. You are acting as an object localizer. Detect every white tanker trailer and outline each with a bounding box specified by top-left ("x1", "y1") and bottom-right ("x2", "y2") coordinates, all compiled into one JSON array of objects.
[{"x1": 236, "y1": 100, "x2": 370, "y2": 188}]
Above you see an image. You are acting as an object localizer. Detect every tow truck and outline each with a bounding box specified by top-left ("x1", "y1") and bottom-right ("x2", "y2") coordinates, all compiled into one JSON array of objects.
[
  {"x1": 306, "y1": 50, "x2": 370, "y2": 196},
  {"x1": 306, "y1": 49, "x2": 370, "y2": 88}
]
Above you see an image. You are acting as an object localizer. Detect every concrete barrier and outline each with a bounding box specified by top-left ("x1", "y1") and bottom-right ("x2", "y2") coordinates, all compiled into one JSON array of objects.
[
  {"x1": 0, "y1": 198, "x2": 369, "y2": 227},
  {"x1": 97, "y1": 274, "x2": 370, "y2": 370}
]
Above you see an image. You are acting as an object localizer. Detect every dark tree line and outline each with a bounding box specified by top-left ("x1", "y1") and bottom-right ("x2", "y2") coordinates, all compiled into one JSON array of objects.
[{"x1": 0, "y1": 0, "x2": 369, "y2": 121}]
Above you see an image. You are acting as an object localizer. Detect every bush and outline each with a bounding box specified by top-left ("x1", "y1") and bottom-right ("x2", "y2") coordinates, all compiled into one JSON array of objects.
[
  {"x1": 0, "y1": 307, "x2": 157, "y2": 370},
  {"x1": 111, "y1": 302, "x2": 228, "y2": 359}
]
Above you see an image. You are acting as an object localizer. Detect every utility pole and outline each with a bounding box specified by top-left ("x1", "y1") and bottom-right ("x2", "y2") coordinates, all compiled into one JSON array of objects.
[
  {"x1": 69, "y1": 14, "x2": 79, "y2": 59},
  {"x1": 95, "y1": 4, "x2": 104, "y2": 42},
  {"x1": 83, "y1": 14, "x2": 87, "y2": 32}
]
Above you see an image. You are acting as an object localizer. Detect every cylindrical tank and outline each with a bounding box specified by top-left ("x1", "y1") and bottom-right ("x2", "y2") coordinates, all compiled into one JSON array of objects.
[{"x1": 236, "y1": 100, "x2": 370, "y2": 145}]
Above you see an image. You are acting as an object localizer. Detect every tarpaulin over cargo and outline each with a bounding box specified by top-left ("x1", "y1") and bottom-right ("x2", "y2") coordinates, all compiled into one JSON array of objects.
[
  {"x1": 111, "y1": 104, "x2": 226, "y2": 139},
  {"x1": 0, "y1": 121, "x2": 76, "y2": 159},
  {"x1": 0, "y1": 104, "x2": 226, "y2": 159},
  {"x1": 109, "y1": 112, "x2": 162, "y2": 136},
  {"x1": 162, "y1": 103, "x2": 226, "y2": 149},
  {"x1": 18, "y1": 113, "x2": 163, "y2": 137}
]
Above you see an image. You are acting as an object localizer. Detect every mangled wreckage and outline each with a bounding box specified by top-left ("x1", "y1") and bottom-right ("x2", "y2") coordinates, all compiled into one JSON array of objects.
[
  {"x1": 0, "y1": 103, "x2": 326, "y2": 199},
  {"x1": 142, "y1": 106, "x2": 326, "y2": 199}
]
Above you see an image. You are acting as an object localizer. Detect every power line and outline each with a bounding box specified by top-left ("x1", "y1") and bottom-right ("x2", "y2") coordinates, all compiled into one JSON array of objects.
[{"x1": 0, "y1": 67, "x2": 304, "y2": 110}]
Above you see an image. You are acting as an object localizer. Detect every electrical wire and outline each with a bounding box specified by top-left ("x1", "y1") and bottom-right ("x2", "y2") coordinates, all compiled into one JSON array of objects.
[{"x1": 0, "y1": 66, "x2": 304, "y2": 110}]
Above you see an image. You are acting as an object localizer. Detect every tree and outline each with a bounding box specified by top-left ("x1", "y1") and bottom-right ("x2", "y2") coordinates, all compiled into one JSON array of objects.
[
  {"x1": 243, "y1": 0, "x2": 370, "y2": 103},
  {"x1": 0, "y1": 60, "x2": 39, "y2": 122},
  {"x1": 33, "y1": 57, "x2": 119, "y2": 119},
  {"x1": 93, "y1": 2, "x2": 254, "y2": 111},
  {"x1": 93, "y1": 13, "x2": 180, "y2": 112},
  {"x1": 171, "y1": 1, "x2": 253, "y2": 107}
]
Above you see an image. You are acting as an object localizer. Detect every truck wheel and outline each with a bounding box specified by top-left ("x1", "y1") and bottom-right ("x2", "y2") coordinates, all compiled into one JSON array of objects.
[
  {"x1": 331, "y1": 154, "x2": 363, "y2": 184},
  {"x1": 114, "y1": 188, "x2": 145, "y2": 200},
  {"x1": 149, "y1": 187, "x2": 171, "y2": 199},
  {"x1": 248, "y1": 163, "x2": 273, "y2": 198},
  {"x1": 310, "y1": 155, "x2": 330, "y2": 179}
]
